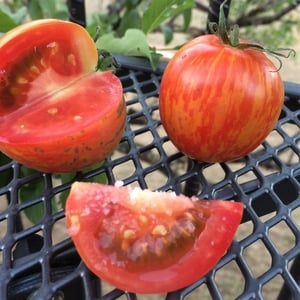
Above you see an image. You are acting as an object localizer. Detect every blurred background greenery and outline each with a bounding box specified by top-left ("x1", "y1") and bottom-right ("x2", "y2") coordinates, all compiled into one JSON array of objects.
[
  {"x1": 1, "y1": 0, "x2": 300, "y2": 49},
  {"x1": 0, "y1": 0, "x2": 299, "y2": 76}
]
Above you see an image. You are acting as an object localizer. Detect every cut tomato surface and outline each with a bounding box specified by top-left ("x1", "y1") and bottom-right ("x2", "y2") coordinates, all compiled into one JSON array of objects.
[
  {"x1": 65, "y1": 182, "x2": 243, "y2": 293},
  {"x1": 0, "y1": 19, "x2": 126, "y2": 173}
]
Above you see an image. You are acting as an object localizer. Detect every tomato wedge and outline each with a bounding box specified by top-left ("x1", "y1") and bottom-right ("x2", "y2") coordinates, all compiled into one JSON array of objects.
[
  {"x1": 0, "y1": 19, "x2": 126, "y2": 173},
  {"x1": 65, "y1": 182, "x2": 243, "y2": 293}
]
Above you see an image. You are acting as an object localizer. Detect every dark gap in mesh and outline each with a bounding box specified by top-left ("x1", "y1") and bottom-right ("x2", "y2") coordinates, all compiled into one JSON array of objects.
[
  {"x1": 273, "y1": 178, "x2": 299, "y2": 205},
  {"x1": 277, "y1": 260, "x2": 300, "y2": 300},
  {"x1": 140, "y1": 82, "x2": 157, "y2": 94},
  {"x1": 115, "y1": 68, "x2": 130, "y2": 79},
  {"x1": 120, "y1": 77, "x2": 134, "y2": 88},
  {"x1": 7, "y1": 263, "x2": 43, "y2": 300},
  {"x1": 13, "y1": 233, "x2": 44, "y2": 261},
  {"x1": 0, "y1": 156, "x2": 13, "y2": 188},
  {"x1": 279, "y1": 108, "x2": 287, "y2": 120},
  {"x1": 135, "y1": 72, "x2": 152, "y2": 82},
  {"x1": 289, "y1": 256, "x2": 300, "y2": 290},
  {"x1": 51, "y1": 244, "x2": 81, "y2": 269},
  {"x1": 284, "y1": 97, "x2": 300, "y2": 112},
  {"x1": 251, "y1": 192, "x2": 278, "y2": 218},
  {"x1": 294, "y1": 171, "x2": 300, "y2": 184},
  {"x1": 50, "y1": 272, "x2": 86, "y2": 298}
]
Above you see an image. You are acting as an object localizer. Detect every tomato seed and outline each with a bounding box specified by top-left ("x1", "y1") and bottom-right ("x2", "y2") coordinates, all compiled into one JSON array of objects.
[
  {"x1": 140, "y1": 242, "x2": 149, "y2": 255},
  {"x1": 29, "y1": 65, "x2": 40, "y2": 75},
  {"x1": 154, "y1": 237, "x2": 168, "y2": 256},
  {"x1": 67, "y1": 54, "x2": 76, "y2": 66},
  {"x1": 40, "y1": 57, "x2": 47, "y2": 68},
  {"x1": 174, "y1": 220, "x2": 194, "y2": 238},
  {"x1": 184, "y1": 212, "x2": 196, "y2": 222},
  {"x1": 138, "y1": 215, "x2": 148, "y2": 225},
  {"x1": 123, "y1": 229, "x2": 136, "y2": 240},
  {"x1": 16, "y1": 76, "x2": 28, "y2": 84},
  {"x1": 9, "y1": 87, "x2": 18, "y2": 96},
  {"x1": 48, "y1": 107, "x2": 58, "y2": 115},
  {"x1": 73, "y1": 115, "x2": 82, "y2": 121},
  {"x1": 68, "y1": 215, "x2": 80, "y2": 235},
  {"x1": 152, "y1": 225, "x2": 168, "y2": 236}
]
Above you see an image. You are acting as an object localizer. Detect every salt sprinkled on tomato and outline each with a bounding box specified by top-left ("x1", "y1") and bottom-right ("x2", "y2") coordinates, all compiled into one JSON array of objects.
[
  {"x1": 65, "y1": 182, "x2": 243, "y2": 294},
  {"x1": 114, "y1": 180, "x2": 124, "y2": 187}
]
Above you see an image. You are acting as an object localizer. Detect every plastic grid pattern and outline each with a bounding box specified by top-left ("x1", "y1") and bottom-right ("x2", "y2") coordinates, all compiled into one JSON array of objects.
[{"x1": 0, "y1": 53, "x2": 300, "y2": 300}]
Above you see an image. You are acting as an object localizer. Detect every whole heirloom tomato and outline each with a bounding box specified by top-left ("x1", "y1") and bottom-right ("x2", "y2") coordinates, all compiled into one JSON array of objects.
[
  {"x1": 0, "y1": 19, "x2": 126, "y2": 173},
  {"x1": 65, "y1": 182, "x2": 243, "y2": 294},
  {"x1": 159, "y1": 34, "x2": 284, "y2": 162}
]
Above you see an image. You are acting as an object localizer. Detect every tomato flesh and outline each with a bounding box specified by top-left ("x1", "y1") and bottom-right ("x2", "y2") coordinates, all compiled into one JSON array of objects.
[
  {"x1": 159, "y1": 34, "x2": 284, "y2": 162},
  {"x1": 65, "y1": 182, "x2": 243, "y2": 293},
  {"x1": 0, "y1": 20, "x2": 126, "y2": 173}
]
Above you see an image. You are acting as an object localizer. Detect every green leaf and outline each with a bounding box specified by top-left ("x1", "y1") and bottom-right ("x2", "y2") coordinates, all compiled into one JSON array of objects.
[
  {"x1": 117, "y1": 8, "x2": 142, "y2": 36},
  {"x1": 125, "y1": 0, "x2": 141, "y2": 10},
  {"x1": 57, "y1": 173, "x2": 76, "y2": 209},
  {"x1": 52, "y1": 10, "x2": 68, "y2": 20},
  {"x1": 142, "y1": 0, "x2": 195, "y2": 34},
  {"x1": 58, "y1": 162, "x2": 108, "y2": 209},
  {"x1": 149, "y1": 51, "x2": 162, "y2": 70},
  {"x1": 0, "y1": 10, "x2": 19, "y2": 32},
  {"x1": 0, "y1": 3, "x2": 27, "y2": 24},
  {"x1": 181, "y1": 8, "x2": 192, "y2": 31},
  {"x1": 8, "y1": 6, "x2": 27, "y2": 25},
  {"x1": 28, "y1": 0, "x2": 44, "y2": 19},
  {"x1": 0, "y1": 153, "x2": 13, "y2": 188},
  {"x1": 160, "y1": 24, "x2": 173, "y2": 44},
  {"x1": 28, "y1": 0, "x2": 68, "y2": 20},
  {"x1": 96, "y1": 29, "x2": 162, "y2": 70},
  {"x1": 19, "y1": 168, "x2": 49, "y2": 224}
]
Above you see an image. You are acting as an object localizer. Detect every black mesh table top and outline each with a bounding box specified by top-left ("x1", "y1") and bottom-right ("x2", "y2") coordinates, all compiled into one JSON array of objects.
[{"x1": 0, "y1": 54, "x2": 300, "y2": 300}]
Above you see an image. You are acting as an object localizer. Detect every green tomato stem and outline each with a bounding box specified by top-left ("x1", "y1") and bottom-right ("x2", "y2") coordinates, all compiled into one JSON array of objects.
[{"x1": 208, "y1": 0, "x2": 296, "y2": 71}]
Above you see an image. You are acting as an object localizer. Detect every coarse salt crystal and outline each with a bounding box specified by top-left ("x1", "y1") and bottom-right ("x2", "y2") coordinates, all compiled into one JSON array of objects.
[
  {"x1": 166, "y1": 208, "x2": 173, "y2": 216},
  {"x1": 103, "y1": 207, "x2": 111, "y2": 216},
  {"x1": 169, "y1": 192, "x2": 176, "y2": 198},
  {"x1": 81, "y1": 207, "x2": 90, "y2": 216},
  {"x1": 68, "y1": 225, "x2": 79, "y2": 236},
  {"x1": 114, "y1": 180, "x2": 124, "y2": 187}
]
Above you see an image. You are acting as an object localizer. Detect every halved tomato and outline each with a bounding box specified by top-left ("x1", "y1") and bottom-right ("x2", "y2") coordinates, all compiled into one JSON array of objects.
[
  {"x1": 0, "y1": 19, "x2": 126, "y2": 173},
  {"x1": 65, "y1": 182, "x2": 243, "y2": 293}
]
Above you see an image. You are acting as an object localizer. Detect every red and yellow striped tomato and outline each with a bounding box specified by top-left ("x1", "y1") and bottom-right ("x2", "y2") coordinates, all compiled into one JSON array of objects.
[
  {"x1": 159, "y1": 34, "x2": 284, "y2": 162},
  {"x1": 0, "y1": 19, "x2": 126, "y2": 173}
]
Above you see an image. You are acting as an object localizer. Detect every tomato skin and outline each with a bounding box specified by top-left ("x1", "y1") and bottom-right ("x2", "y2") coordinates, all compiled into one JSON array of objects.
[
  {"x1": 65, "y1": 182, "x2": 243, "y2": 294},
  {"x1": 0, "y1": 20, "x2": 126, "y2": 173},
  {"x1": 159, "y1": 34, "x2": 284, "y2": 162}
]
